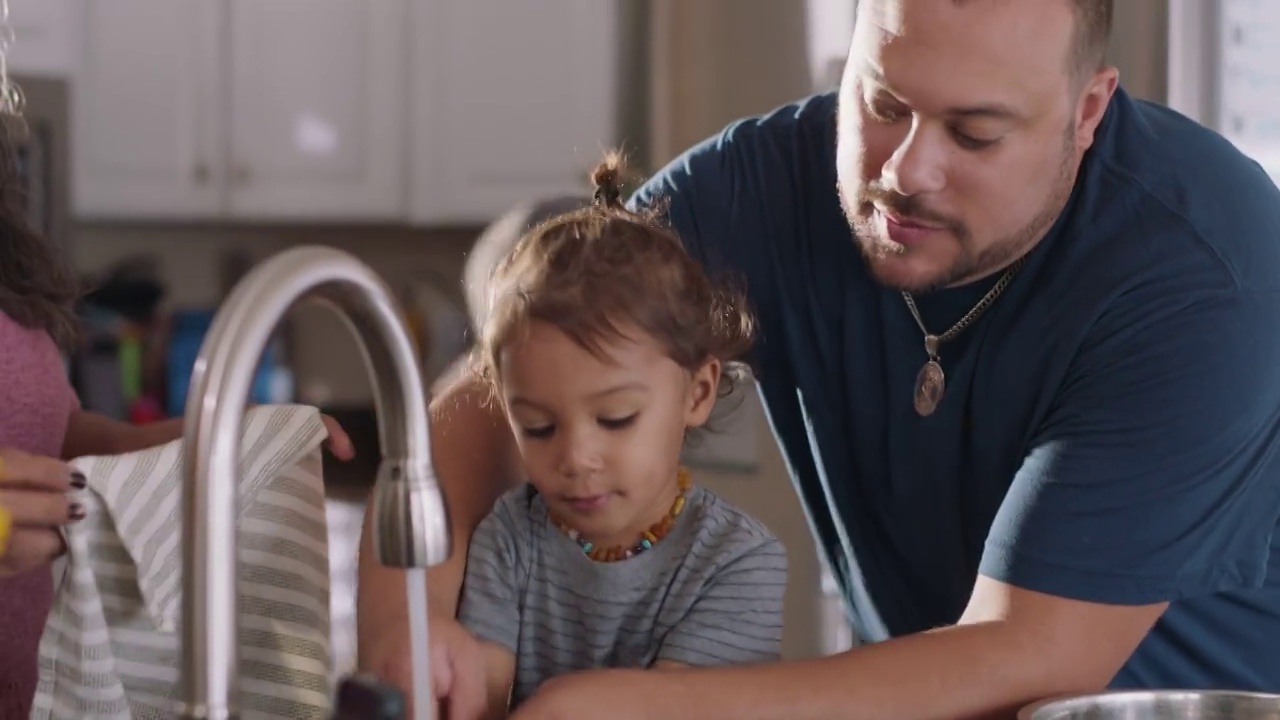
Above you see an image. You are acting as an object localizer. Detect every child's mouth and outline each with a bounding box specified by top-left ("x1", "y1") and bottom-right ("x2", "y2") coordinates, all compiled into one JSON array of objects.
[{"x1": 564, "y1": 494, "x2": 611, "y2": 513}]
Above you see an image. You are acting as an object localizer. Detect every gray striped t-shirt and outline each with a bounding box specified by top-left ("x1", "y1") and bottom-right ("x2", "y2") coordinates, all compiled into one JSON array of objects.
[{"x1": 458, "y1": 483, "x2": 788, "y2": 708}]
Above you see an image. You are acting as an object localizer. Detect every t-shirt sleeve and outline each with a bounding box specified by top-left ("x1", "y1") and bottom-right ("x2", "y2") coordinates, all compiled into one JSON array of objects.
[
  {"x1": 657, "y1": 534, "x2": 789, "y2": 667},
  {"x1": 628, "y1": 124, "x2": 773, "y2": 281},
  {"x1": 627, "y1": 100, "x2": 826, "y2": 368},
  {"x1": 980, "y1": 283, "x2": 1280, "y2": 604},
  {"x1": 456, "y1": 493, "x2": 528, "y2": 653}
]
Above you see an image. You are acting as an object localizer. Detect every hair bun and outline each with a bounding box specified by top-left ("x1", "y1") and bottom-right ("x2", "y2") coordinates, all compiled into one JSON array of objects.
[{"x1": 590, "y1": 150, "x2": 625, "y2": 208}]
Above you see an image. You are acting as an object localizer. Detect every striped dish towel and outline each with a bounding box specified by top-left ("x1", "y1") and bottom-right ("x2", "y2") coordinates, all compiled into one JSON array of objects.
[{"x1": 32, "y1": 404, "x2": 336, "y2": 719}]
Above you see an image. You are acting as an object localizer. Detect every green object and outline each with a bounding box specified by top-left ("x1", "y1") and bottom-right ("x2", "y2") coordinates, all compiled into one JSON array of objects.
[{"x1": 118, "y1": 335, "x2": 142, "y2": 404}]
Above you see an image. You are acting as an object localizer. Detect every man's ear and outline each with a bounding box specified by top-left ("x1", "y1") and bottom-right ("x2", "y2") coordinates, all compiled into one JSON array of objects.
[{"x1": 1073, "y1": 66, "x2": 1119, "y2": 153}]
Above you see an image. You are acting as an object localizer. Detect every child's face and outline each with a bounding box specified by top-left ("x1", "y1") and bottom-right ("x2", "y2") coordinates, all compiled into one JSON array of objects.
[{"x1": 498, "y1": 320, "x2": 720, "y2": 547}]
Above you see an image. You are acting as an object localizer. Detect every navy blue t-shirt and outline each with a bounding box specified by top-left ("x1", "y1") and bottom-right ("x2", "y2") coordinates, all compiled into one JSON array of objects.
[{"x1": 629, "y1": 89, "x2": 1280, "y2": 691}]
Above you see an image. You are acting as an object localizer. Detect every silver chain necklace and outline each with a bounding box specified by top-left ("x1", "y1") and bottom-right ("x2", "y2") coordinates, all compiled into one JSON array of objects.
[{"x1": 901, "y1": 257, "x2": 1026, "y2": 417}]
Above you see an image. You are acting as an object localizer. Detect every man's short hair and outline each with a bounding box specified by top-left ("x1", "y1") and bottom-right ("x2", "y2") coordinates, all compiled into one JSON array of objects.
[{"x1": 1070, "y1": 0, "x2": 1114, "y2": 72}]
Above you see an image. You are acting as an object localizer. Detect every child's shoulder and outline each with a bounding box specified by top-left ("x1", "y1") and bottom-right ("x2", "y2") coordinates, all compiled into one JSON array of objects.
[
  {"x1": 480, "y1": 482, "x2": 542, "y2": 531},
  {"x1": 682, "y1": 486, "x2": 786, "y2": 566}
]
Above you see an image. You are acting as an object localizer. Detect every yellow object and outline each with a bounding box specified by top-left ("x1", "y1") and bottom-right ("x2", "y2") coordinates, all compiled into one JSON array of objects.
[
  {"x1": 0, "y1": 455, "x2": 9, "y2": 556},
  {"x1": 0, "y1": 503, "x2": 11, "y2": 558}
]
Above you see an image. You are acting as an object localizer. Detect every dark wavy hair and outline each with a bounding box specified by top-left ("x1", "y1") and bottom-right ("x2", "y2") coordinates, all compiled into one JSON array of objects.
[
  {"x1": 478, "y1": 151, "x2": 755, "y2": 397},
  {"x1": 0, "y1": 113, "x2": 79, "y2": 348}
]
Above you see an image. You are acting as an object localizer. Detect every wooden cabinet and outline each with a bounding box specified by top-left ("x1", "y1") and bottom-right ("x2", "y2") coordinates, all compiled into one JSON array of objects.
[
  {"x1": 73, "y1": 0, "x2": 222, "y2": 218},
  {"x1": 225, "y1": 0, "x2": 406, "y2": 220},
  {"x1": 73, "y1": 0, "x2": 403, "y2": 221},
  {"x1": 6, "y1": 0, "x2": 80, "y2": 78},
  {"x1": 408, "y1": 0, "x2": 619, "y2": 224},
  {"x1": 70, "y1": 0, "x2": 621, "y2": 225}
]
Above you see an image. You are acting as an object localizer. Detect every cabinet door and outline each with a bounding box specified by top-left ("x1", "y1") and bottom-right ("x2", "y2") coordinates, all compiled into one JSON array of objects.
[
  {"x1": 73, "y1": 0, "x2": 224, "y2": 219},
  {"x1": 409, "y1": 0, "x2": 619, "y2": 225},
  {"x1": 226, "y1": 0, "x2": 406, "y2": 221},
  {"x1": 7, "y1": 0, "x2": 80, "y2": 78}
]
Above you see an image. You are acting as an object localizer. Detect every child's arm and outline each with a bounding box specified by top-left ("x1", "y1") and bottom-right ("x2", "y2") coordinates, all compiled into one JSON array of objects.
[
  {"x1": 478, "y1": 641, "x2": 517, "y2": 719},
  {"x1": 653, "y1": 533, "x2": 789, "y2": 668},
  {"x1": 457, "y1": 492, "x2": 529, "y2": 718}
]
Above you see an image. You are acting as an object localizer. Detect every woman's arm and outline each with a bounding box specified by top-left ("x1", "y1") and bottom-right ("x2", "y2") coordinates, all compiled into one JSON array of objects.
[
  {"x1": 61, "y1": 411, "x2": 181, "y2": 459},
  {"x1": 62, "y1": 409, "x2": 354, "y2": 459}
]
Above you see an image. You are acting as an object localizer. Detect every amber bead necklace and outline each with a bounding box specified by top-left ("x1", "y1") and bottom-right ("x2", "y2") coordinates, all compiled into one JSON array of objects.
[{"x1": 550, "y1": 467, "x2": 692, "y2": 563}]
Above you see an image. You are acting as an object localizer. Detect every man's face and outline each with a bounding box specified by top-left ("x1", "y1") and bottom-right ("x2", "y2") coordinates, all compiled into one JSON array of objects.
[{"x1": 836, "y1": 0, "x2": 1114, "y2": 293}]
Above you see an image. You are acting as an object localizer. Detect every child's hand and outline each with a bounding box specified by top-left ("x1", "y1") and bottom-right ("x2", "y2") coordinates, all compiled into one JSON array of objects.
[{"x1": 366, "y1": 615, "x2": 488, "y2": 720}]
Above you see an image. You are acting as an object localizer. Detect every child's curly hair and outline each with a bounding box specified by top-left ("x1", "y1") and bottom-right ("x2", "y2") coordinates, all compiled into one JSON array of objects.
[{"x1": 478, "y1": 151, "x2": 755, "y2": 399}]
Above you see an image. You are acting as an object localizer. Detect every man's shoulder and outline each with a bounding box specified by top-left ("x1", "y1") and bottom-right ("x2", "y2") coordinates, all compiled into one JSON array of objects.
[
  {"x1": 632, "y1": 93, "x2": 837, "y2": 207},
  {"x1": 1083, "y1": 90, "x2": 1280, "y2": 292}
]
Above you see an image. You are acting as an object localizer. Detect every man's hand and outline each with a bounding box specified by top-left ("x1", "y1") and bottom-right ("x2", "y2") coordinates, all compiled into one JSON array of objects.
[{"x1": 364, "y1": 615, "x2": 488, "y2": 720}]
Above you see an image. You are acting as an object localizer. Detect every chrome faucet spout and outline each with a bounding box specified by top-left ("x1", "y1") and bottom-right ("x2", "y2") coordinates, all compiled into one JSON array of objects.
[{"x1": 178, "y1": 246, "x2": 450, "y2": 720}]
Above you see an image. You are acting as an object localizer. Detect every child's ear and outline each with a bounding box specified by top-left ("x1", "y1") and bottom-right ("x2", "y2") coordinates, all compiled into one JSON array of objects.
[{"x1": 684, "y1": 357, "x2": 722, "y2": 428}]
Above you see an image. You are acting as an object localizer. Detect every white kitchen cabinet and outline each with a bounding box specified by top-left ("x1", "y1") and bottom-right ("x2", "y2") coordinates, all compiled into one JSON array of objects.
[
  {"x1": 408, "y1": 0, "x2": 619, "y2": 224},
  {"x1": 72, "y1": 0, "x2": 619, "y2": 224},
  {"x1": 226, "y1": 0, "x2": 406, "y2": 220},
  {"x1": 6, "y1": 0, "x2": 80, "y2": 78},
  {"x1": 73, "y1": 0, "x2": 405, "y2": 222},
  {"x1": 73, "y1": 0, "x2": 224, "y2": 219}
]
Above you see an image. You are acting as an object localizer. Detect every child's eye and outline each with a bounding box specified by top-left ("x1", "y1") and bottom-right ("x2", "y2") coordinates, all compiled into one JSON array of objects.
[
  {"x1": 598, "y1": 414, "x2": 638, "y2": 430},
  {"x1": 521, "y1": 424, "x2": 555, "y2": 439}
]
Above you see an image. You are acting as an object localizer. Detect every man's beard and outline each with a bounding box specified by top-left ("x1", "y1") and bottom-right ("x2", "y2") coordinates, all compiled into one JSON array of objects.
[{"x1": 839, "y1": 134, "x2": 1076, "y2": 294}]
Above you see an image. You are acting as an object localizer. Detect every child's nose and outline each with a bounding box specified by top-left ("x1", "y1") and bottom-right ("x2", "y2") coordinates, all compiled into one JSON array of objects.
[{"x1": 555, "y1": 435, "x2": 603, "y2": 478}]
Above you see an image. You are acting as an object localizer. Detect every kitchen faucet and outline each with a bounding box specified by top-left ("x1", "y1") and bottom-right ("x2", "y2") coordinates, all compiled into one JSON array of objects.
[{"x1": 177, "y1": 246, "x2": 451, "y2": 720}]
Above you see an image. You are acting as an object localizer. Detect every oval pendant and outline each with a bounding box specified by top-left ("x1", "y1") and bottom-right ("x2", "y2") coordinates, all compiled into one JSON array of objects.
[{"x1": 914, "y1": 360, "x2": 946, "y2": 417}]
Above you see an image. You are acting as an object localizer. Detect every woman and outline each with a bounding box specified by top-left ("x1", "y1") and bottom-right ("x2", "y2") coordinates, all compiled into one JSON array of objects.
[{"x1": 0, "y1": 112, "x2": 354, "y2": 716}]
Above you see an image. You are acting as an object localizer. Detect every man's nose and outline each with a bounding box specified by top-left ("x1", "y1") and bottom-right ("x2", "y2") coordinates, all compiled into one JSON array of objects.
[{"x1": 882, "y1": 121, "x2": 946, "y2": 198}]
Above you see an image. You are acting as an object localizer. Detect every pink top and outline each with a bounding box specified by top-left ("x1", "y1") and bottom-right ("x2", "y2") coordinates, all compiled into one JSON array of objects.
[{"x1": 0, "y1": 311, "x2": 76, "y2": 719}]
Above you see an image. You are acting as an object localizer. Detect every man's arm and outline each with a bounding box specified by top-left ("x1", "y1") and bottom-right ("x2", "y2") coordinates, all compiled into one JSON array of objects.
[
  {"x1": 356, "y1": 361, "x2": 522, "y2": 663},
  {"x1": 642, "y1": 580, "x2": 1163, "y2": 720}
]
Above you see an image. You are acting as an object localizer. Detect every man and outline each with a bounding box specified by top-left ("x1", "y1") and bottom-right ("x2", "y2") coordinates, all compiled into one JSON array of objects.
[{"x1": 357, "y1": 0, "x2": 1280, "y2": 717}]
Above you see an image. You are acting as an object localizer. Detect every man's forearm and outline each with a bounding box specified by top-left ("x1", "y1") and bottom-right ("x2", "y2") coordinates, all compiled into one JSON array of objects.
[
  {"x1": 655, "y1": 622, "x2": 1103, "y2": 720},
  {"x1": 357, "y1": 366, "x2": 521, "y2": 658}
]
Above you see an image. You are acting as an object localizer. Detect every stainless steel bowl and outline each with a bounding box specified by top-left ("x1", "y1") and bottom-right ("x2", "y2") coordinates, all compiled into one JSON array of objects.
[{"x1": 1019, "y1": 690, "x2": 1280, "y2": 719}]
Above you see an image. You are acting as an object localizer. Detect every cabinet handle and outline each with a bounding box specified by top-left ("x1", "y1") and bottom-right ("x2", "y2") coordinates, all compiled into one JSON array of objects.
[{"x1": 194, "y1": 163, "x2": 210, "y2": 184}]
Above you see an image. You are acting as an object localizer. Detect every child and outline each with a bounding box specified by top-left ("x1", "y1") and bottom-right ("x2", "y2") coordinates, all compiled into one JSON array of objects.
[{"x1": 456, "y1": 153, "x2": 789, "y2": 717}]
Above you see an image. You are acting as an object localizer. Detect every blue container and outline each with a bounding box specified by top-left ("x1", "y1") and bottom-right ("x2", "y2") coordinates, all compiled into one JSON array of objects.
[{"x1": 166, "y1": 308, "x2": 281, "y2": 418}]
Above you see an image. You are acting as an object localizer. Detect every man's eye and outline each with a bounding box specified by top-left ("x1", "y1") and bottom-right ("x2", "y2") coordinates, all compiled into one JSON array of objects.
[
  {"x1": 867, "y1": 103, "x2": 906, "y2": 123},
  {"x1": 951, "y1": 129, "x2": 1000, "y2": 151}
]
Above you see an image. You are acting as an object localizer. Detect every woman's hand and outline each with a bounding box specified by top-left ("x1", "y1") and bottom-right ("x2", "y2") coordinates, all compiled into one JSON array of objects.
[{"x1": 0, "y1": 447, "x2": 84, "y2": 577}]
